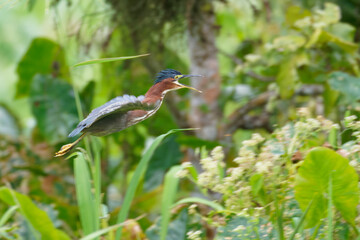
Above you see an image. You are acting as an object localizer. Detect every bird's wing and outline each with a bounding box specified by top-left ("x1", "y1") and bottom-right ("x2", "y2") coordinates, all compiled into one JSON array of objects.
[{"x1": 68, "y1": 95, "x2": 154, "y2": 137}]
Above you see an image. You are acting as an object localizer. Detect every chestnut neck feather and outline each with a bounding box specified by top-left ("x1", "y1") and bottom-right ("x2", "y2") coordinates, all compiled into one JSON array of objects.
[{"x1": 143, "y1": 78, "x2": 175, "y2": 104}]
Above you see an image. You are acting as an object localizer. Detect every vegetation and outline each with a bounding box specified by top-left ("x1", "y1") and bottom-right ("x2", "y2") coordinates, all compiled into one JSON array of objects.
[{"x1": 1, "y1": 0, "x2": 360, "y2": 239}]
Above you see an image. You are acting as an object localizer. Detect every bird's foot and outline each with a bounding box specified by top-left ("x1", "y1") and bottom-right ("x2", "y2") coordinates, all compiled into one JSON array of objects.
[{"x1": 54, "y1": 143, "x2": 74, "y2": 157}]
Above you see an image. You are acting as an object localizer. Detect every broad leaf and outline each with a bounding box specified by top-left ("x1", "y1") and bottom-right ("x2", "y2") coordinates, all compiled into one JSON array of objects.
[
  {"x1": 144, "y1": 135, "x2": 183, "y2": 192},
  {"x1": 285, "y1": 6, "x2": 311, "y2": 27},
  {"x1": 328, "y1": 72, "x2": 360, "y2": 106},
  {"x1": 319, "y1": 31, "x2": 358, "y2": 53},
  {"x1": 16, "y1": 37, "x2": 69, "y2": 97},
  {"x1": 307, "y1": 30, "x2": 358, "y2": 53},
  {"x1": 323, "y1": 83, "x2": 339, "y2": 116},
  {"x1": 276, "y1": 59, "x2": 297, "y2": 99},
  {"x1": 277, "y1": 53, "x2": 308, "y2": 99},
  {"x1": 30, "y1": 74, "x2": 78, "y2": 144},
  {"x1": 295, "y1": 147, "x2": 359, "y2": 228},
  {"x1": 314, "y1": 3, "x2": 340, "y2": 26},
  {"x1": 273, "y1": 35, "x2": 306, "y2": 52},
  {"x1": 0, "y1": 187, "x2": 70, "y2": 240}
]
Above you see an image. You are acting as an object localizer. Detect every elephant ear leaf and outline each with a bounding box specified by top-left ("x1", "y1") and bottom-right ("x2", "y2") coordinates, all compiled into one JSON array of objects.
[
  {"x1": 16, "y1": 37, "x2": 69, "y2": 98},
  {"x1": 295, "y1": 147, "x2": 359, "y2": 228}
]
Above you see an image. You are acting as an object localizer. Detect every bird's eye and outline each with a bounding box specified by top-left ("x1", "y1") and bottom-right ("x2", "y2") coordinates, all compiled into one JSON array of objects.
[{"x1": 174, "y1": 75, "x2": 179, "y2": 80}]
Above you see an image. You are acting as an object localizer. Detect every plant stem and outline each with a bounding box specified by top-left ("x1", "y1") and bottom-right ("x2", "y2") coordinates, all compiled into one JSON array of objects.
[{"x1": 327, "y1": 173, "x2": 333, "y2": 240}]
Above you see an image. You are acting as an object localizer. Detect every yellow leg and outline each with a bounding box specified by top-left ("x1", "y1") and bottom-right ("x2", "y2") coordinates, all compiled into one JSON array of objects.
[{"x1": 54, "y1": 133, "x2": 86, "y2": 157}]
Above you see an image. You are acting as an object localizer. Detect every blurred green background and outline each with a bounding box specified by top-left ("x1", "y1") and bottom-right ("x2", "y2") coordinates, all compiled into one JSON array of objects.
[{"x1": 1, "y1": 0, "x2": 360, "y2": 239}]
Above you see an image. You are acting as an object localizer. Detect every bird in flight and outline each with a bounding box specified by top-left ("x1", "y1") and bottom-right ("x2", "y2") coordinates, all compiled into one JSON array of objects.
[{"x1": 55, "y1": 69, "x2": 202, "y2": 157}]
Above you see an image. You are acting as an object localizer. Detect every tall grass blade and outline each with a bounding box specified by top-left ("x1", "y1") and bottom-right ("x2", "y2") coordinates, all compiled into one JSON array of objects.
[
  {"x1": 92, "y1": 138, "x2": 102, "y2": 220},
  {"x1": 327, "y1": 173, "x2": 333, "y2": 240},
  {"x1": 115, "y1": 129, "x2": 193, "y2": 240},
  {"x1": 289, "y1": 199, "x2": 313, "y2": 240},
  {"x1": 74, "y1": 152, "x2": 98, "y2": 236},
  {"x1": 0, "y1": 206, "x2": 18, "y2": 226},
  {"x1": 160, "y1": 165, "x2": 182, "y2": 240},
  {"x1": 73, "y1": 54, "x2": 150, "y2": 67}
]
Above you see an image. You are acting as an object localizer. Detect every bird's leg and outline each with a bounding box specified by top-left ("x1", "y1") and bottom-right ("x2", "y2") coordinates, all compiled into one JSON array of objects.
[{"x1": 54, "y1": 133, "x2": 86, "y2": 157}]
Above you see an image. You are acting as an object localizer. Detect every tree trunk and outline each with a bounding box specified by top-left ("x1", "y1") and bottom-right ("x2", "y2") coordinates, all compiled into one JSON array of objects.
[{"x1": 186, "y1": 0, "x2": 222, "y2": 141}]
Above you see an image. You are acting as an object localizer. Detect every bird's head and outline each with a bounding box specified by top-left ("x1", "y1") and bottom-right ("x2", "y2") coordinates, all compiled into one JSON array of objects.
[{"x1": 154, "y1": 69, "x2": 202, "y2": 94}]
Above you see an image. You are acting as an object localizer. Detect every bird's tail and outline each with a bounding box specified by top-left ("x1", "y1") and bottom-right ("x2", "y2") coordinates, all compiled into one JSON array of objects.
[{"x1": 54, "y1": 133, "x2": 86, "y2": 157}]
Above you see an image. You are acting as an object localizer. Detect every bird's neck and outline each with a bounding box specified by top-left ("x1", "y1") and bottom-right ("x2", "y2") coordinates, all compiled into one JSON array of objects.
[{"x1": 143, "y1": 83, "x2": 166, "y2": 104}]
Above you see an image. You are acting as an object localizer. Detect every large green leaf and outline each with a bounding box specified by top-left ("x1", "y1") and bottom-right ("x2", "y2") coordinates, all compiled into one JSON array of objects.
[
  {"x1": 323, "y1": 83, "x2": 339, "y2": 116},
  {"x1": 315, "y1": 3, "x2": 340, "y2": 26},
  {"x1": 285, "y1": 6, "x2": 311, "y2": 27},
  {"x1": 0, "y1": 187, "x2": 70, "y2": 240},
  {"x1": 16, "y1": 37, "x2": 69, "y2": 97},
  {"x1": 276, "y1": 53, "x2": 308, "y2": 99},
  {"x1": 30, "y1": 74, "x2": 78, "y2": 144},
  {"x1": 295, "y1": 147, "x2": 359, "y2": 228},
  {"x1": 328, "y1": 72, "x2": 360, "y2": 106},
  {"x1": 144, "y1": 135, "x2": 183, "y2": 192},
  {"x1": 306, "y1": 29, "x2": 358, "y2": 53}
]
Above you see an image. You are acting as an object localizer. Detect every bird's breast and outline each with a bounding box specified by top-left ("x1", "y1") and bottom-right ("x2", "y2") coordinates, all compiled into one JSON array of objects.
[
  {"x1": 86, "y1": 99, "x2": 162, "y2": 136},
  {"x1": 127, "y1": 99, "x2": 162, "y2": 126}
]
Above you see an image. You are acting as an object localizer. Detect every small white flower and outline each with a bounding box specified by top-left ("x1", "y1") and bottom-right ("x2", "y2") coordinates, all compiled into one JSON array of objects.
[
  {"x1": 297, "y1": 107, "x2": 310, "y2": 118},
  {"x1": 187, "y1": 230, "x2": 202, "y2": 240},
  {"x1": 175, "y1": 169, "x2": 188, "y2": 178},
  {"x1": 294, "y1": 17, "x2": 312, "y2": 28},
  {"x1": 255, "y1": 161, "x2": 273, "y2": 173},
  {"x1": 349, "y1": 160, "x2": 357, "y2": 167},
  {"x1": 188, "y1": 204, "x2": 197, "y2": 215},
  {"x1": 245, "y1": 54, "x2": 261, "y2": 63},
  {"x1": 242, "y1": 139, "x2": 258, "y2": 147},
  {"x1": 345, "y1": 115, "x2": 357, "y2": 122},
  {"x1": 232, "y1": 225, "x2": 246, "y2": 232},
  {"x1": 211, "y1": 146, "x2": 224, "y2": 161},
  {"x1": 181, "y1": 162, "x2": 192, "y2": 168},
  {"x1": 252, "y1": 133, "x2": 265, "y2": 143}
]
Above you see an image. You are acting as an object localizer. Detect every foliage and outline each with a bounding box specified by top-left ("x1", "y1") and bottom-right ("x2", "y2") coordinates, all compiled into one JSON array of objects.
[
  {"x1": 0, "y1": 187, "x2": 70, "y2": 240},
  {"x1": 177, "y1": 113, "x2": 360, "y2": 239},
  {"x1": 295, "y1": 147, "x2": 359, "y2": 228}
]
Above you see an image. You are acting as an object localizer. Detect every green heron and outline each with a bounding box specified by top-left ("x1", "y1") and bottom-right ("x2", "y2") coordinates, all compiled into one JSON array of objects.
[{"x1": 55, "y1": 69, "x2": 202, "y2": 157}]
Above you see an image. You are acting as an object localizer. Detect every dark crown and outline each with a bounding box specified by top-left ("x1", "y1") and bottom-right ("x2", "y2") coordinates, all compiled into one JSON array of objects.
[{"x1": 154, "y1": 69, "x2": 182, "y2": 84}]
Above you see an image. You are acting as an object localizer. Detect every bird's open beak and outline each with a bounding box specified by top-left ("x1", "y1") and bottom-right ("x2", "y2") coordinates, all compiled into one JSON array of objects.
[{"x1": 177, "y1": 74, "x2": 203, "y2": 93}]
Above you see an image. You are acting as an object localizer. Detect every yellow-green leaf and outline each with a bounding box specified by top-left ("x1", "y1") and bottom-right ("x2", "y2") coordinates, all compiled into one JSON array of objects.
[
  {"x1": 295, "y1": 147, "x2": 359, "y2": 228},
  {"x1": 73, "y1": 54, "x2": 150, "y2": 67},
  {"x1": 0, "y1": 187, "x2": 70, "y2": 240}
]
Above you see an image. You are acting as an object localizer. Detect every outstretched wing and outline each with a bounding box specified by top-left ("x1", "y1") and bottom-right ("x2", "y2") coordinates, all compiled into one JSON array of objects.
[{"x1": 69, "y1": 94, "x2": 154, "y2": 137}]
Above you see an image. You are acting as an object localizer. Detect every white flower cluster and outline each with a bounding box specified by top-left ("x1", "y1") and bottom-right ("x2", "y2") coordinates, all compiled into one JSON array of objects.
[
  {"x1": 175, "y1": 162, "x2": 192, "y2": 178},
  {"x1": 197, "y1": 146, "x2": 226, "y2": 192},
  {"x1": 341, "y1": 115, "x2": 360, "y2": 171}
]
